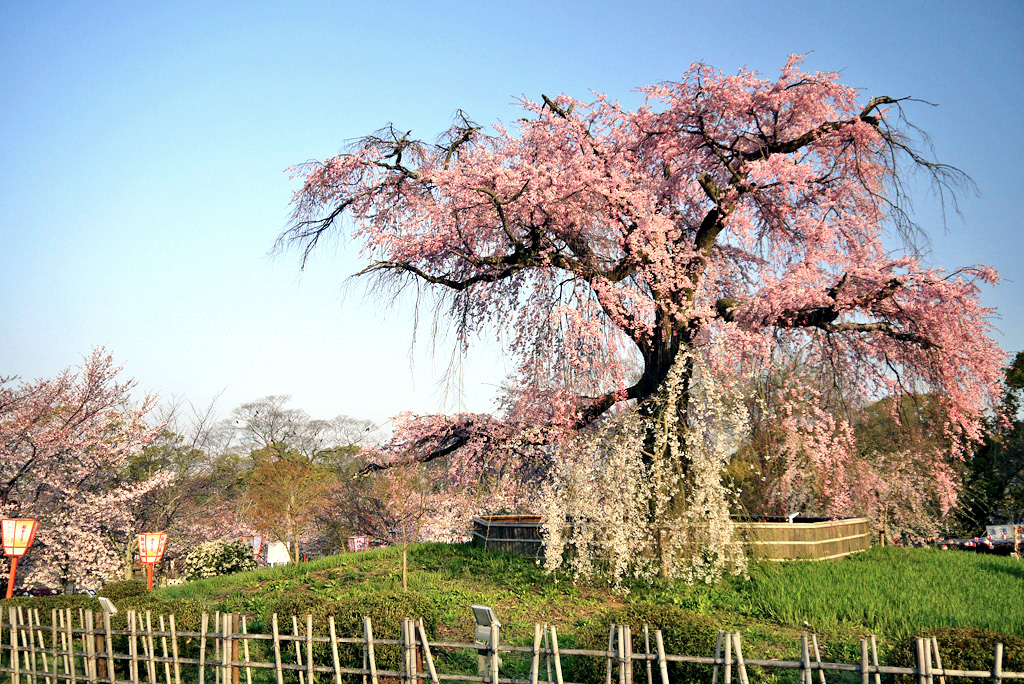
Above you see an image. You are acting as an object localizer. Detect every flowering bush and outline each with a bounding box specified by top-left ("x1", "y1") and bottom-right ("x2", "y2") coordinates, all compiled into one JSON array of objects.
[{"x1": 183, "y1": 540, "x2": 257, "y2": 581}]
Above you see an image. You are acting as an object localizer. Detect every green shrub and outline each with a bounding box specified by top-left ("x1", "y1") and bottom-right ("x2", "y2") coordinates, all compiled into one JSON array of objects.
[
  {"x1": 260, "y1": 589, "x2": 439, "y2": 676},
  {"x1": 890, "y1": 628, "x2": 1024, "y2": 682},
  {"x1": 1, "y1": 594, "x2": 101, "y2": 616},
  {"x1": 184, "y1": 540, "x2": 258, "y2": 581},
  {"x1": 568, "y1": 603, "x2": 720, "y2": 684},
  {"x1": 99, "y1": 579, "x2": 149, "y2": 600}
]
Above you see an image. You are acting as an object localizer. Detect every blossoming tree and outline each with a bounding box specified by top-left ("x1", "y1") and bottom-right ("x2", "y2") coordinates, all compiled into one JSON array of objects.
[
  {"x1": 0, "y1": 349, "x2": 167, "y2": 589},
  {"x1": 278, "y1": 58, "x2": 1004, "y2": 577}
]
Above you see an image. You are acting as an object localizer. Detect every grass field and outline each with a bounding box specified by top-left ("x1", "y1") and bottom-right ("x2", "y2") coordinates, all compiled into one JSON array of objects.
[
  {"x1": 151, "y1": 543, "x2": 1024, "y2": 651},
  {"x1": 3, "y1": 543, "x2": 1022, "y2": 684}
]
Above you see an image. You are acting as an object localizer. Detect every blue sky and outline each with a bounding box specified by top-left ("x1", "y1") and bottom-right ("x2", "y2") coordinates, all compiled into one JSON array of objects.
[{"x1": 2, "y1": 1, "x2": 1021, "y2": 425}]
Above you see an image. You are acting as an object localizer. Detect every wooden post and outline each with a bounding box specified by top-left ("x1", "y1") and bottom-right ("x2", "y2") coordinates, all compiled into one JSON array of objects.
[
  {"x1": 643, "y1": 625, "x2": 652, "y2": 684},
  {"x1": 711, "y1": 631, "x2": 723, "y2": 684},
  {"x1": 724, "y1": 629, "x2": 732, "y2": 684},
  {"x1": 9, "y1": 606, "x2": 20, "y2": 684},
  {"x1": 549, "y1": 626, "x2": 563, "y2": 684},
  {"x1": 402, "y1": 619, "x2": 412, "y2": 684},
  {"x1": 328, "y1": 617, "x2": 342, "y2": 684},
  {"x1": 231, "y1": 614, "x2": 241, "y2": 684},
  {"x1": 147, "y1": 610, "x2": 158, "y2": 684},
  {"x1": 64, "y1": 608, "x2": 77, "y2": 684},
  {"x1": 617, "y1": 625, "x2": 626, "y2": 684},
  {"x1": 241, "y1": 615, "x2": 253, "y2": 684},
  {"x1": 57, "y1": 610, "x2": 70, "y2": 683},
  {"x1": 923, "y1": 637, "x2": 933, "y2": 684},
  {"x1": 221, "y1": 613, "x2": 230, "y2": 684},
  {"x1": 606, "y1": 624, "x2": 615, "y2": 684},
  {"x1": 932, "y1": 636, "x2": 946, "y2": 684},
  {"x1": 271, "y1": 614, "x2": 284, "y2": 684},
  {"x1": 101, "y1": 609, "x2": 114, "y2": 684},
  {"x1": 25, "y1": 606, "x2": 38, "y2": 683},
  {"x1": 364, "y1": 617, "x2": 378, "y2": 684},
  {"x1": 800, "y1": 634, "x2": 811, "y2": 684},
  {"x1": 811, "y1": 634, "x2": 825, "y2": 684},
  {"x1": 130, "y1": 609, "x2": 141, "y2": 684},
  {"x1": 860, "y1": 640, "x2": 869, "y2": 684},
  {"x1": 870, "y1": 636, "x2": 881, "y2": 684},
  {"x1": 914, "y1": 638, "x2": 925, "y2": 684},
  {"x1": 992, "y1": 642, "x2": 1003, "y2": 684},
  {"x1": 416, "y1": 619, "x2": 438, "y2": 684},
  {"x1": 544, "y1": 623, "x2": 552, "y2": 684},
  {"x1": 306, "y1": 614, "x2": 315, "y2": 684},
  {"x1": 291, "y1": 615, "x2": 305, "y2": 684},
  {"x1": 654, "y1": 630, "x2": 669, "y2": 684},
  {"x1": 530, "y1": 623, "x2": 542, "y2": 684},
  {"x1": 84, "y1": 610, "x2": 97, "y2": 683},
  {"x1": 200, "y1": 612, "x2": 209, "y2": 684},
  {"x1": 625, "y1": 625, "x2": 634, "y2": 684},
  {"x1": 170, "y1": 614, "x2": 182, "y2": 684},
  {"x1": 215, "y1": 613, "x2": 221, "y2": 684},
  {"x1": 159, "y1": 616, "x2": 172, "y2": 684},
  {"x1": 732, "y1": 633, "x2": 749, "y2": 684}
]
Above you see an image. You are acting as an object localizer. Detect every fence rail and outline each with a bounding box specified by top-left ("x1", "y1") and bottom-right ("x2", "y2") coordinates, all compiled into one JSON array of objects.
[{"x1": 0, "y1": 606, "x2": 1019, "y2": 684}]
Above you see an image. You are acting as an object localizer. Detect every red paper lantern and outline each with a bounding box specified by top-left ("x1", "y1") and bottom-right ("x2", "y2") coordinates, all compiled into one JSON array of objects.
[
  {"x1": 2, "y1": 518, "x2": 39, "y2": 599},
  {"x1": 242, "y1": 534, "x2": 264, "y2": 557},
  {"x1": 137, "y1": 532, "x2": 168, "y2": 590}
]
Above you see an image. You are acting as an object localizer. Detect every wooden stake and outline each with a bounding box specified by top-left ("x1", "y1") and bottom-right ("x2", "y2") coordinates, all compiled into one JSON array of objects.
[
  {"x1": 292, "y1": 615, "x2": 305, "y2": 684},
  {"x1": 65, "y1": 608, "x2": 77, "y2": 684},
  {"x1": 870, "y1": 636, "x2": 881, "y2": 684},
  {"x1": 328, "y1": 616, "x2": 342, "y2": 684},
  {"x1": 643, "y1": 625, "x2": 653, "y2": 684},
  {"x1": 617, "y1": 625, "x2": 626, "y2": 684},
  {"x1": 199, "y1": 612, "x2": 209, "y2": 684},
  {"x1": 530, "y1": 623, "x2": 542, "y2": 684},
  {"x1": 549, "y1": 626, "x2": 563, "y2": 684},
  {"x1": 306, "y1": 614, "x2": 315, "y2": 684},
  {"x1": 271, "y1": 614, "x2": 283, "y2": 684},
  {"x1": 654, "y1": 630, "x2": 669, "y2": 684},
  {"x1": 607, "y1": 624, "x2": 616, "y2": 684},
  {"x1": 364, "y1": 617, "x2": 378, "y2": 684},
  {"x1": 733, "y1": 633, "x2": 750, "y2": 684},
  {"x1": 159, "y1": 616, "x2": 172, "y2": 684},
  {"x1": 860, "y1": 640, "x2": 869, "y2": 684},
  {"x1": 170, "y1": 614, "x2": 182, "y2": 684},
  {"x1": 417, "y1": 619, "x2": 438, "y2": 684},
  {"x1": 711, "y1": 631, "x2": 723, "y2": 684},
  {"x1": 800, "y1": 634, "x2": 811, "y2": 684},
  {"x1": 130, "y1": 609, "x2": 141, "y2": 684},
  {"x1": 84, "y1": 609, "x2": 97, "y2": 683},
  {"x1": 993, "y1": 642, "x2": 1003, "y2": 684},
  {"x1": 811, "y1": 634, "x2": 825, "y2": 684},
  {"x1": 544, "y1": 623, "x2": 552, "y2": 684},
  {"x1": 147, "y1": 610, "x2": 158, "y2": 684},
  {"x1": 724, "y1": 628, "x2": 732, "y2": 684},
  {"x1": 101, "y1": 609, "x2": 114, "y2": 684},
  {"x1": 932, "y1": 636, "x2": 946, "y2": 684},
  {"x1": 242, "y1": 615, "x2": 253, "y2": 684}
]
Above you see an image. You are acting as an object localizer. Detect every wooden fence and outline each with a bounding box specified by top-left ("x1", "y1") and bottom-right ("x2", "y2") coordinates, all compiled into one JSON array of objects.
[{"x1": 1, "y1": 606, "x2": 1020, "y2": 684}]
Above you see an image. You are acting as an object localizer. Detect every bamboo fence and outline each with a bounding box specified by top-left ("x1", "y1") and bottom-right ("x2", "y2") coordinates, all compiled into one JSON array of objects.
[
  {"x1": 0, "y1": 606, "x2": 1020, "y2": 684},
  {"x1": 471, "y1": 516, "x2": 872, "y2": 562}
]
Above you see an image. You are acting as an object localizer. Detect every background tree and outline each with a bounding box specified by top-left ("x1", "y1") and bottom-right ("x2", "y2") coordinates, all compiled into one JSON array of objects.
[
  {"x1": 278, "y1": 57, "x2": 1004, "y2": 578},
  {"x1": 955, "y1": 351, "x2": 1024, "y2": 533},
  {"x1": 242, "y1": 445, "x2": 336, "y2": 562},
  {"x1": 0, "y1": 349, "x2": 166, "y2": 589}
]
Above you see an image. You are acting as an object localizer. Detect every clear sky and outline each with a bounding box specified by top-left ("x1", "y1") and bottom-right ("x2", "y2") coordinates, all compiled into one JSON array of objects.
[{"x1": 2, "y1": 1, "x2": 1022, "y2": 426}]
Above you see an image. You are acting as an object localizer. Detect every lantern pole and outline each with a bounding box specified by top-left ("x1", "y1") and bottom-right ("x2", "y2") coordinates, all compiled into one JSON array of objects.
[{"x1": 5, "y1": 557, "x2": 18, "y2": 600}]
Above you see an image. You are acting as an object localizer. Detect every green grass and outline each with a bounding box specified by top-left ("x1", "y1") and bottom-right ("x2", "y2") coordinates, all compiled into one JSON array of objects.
[{"x1": 151, "y1": 543, "x2": 1024, "y2": 645}]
